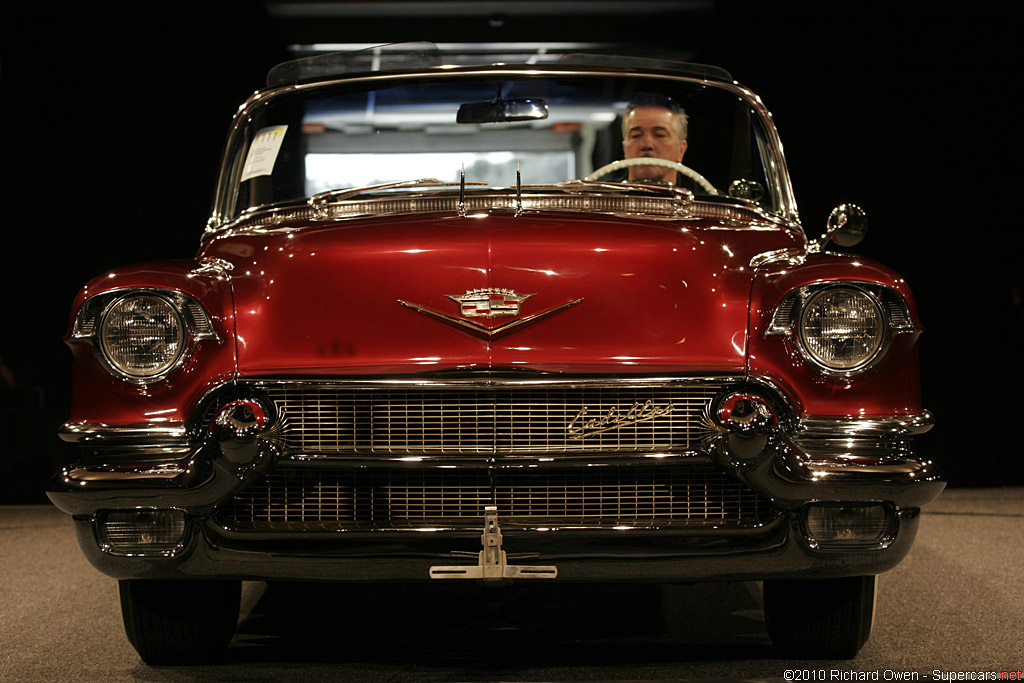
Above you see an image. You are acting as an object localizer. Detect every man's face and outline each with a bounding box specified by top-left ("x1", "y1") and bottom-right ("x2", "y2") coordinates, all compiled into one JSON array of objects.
[{"x1": 622, "y1": 107, "x2": 688, "y2": 182}]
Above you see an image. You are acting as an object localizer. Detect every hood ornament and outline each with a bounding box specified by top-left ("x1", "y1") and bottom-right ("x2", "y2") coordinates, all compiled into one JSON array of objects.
[
  {"x1": 399, "y1": 287, "x2": 582, "y2": 340},
  {"x1": 458, "y1": 165, "x2": 467, "y2": 218},
  {"x1": 515, "y1": 164, "x2": 523, "y2": 217}
]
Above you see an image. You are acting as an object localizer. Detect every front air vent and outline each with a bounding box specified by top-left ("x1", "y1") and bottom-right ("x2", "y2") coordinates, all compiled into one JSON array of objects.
[{"x1": 219, "y1": 463, "x2": 775, "y2": 531}]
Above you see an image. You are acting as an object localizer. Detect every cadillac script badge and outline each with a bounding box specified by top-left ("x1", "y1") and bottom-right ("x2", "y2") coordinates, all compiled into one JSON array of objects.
[{"x1": 567, "y1": 400, "x2": 676, "y2": 439}]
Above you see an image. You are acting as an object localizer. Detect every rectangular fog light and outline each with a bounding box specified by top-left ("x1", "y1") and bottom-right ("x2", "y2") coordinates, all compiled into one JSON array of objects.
[
  {"x1": 804, "y1": 504, "x2": 892, "y2": 548},
  {"x1": 98, "y1": 509, "x2": 187, "y2": 555}
]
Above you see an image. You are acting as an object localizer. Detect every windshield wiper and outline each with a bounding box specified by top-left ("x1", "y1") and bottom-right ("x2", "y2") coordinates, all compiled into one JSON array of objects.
[
  {"x1": 309, "y1": 178, "x2": 489, "y2": 216},
  {"x1": 311, "y1": 177, "x2": 699, "y2": 209},
  {"x1": 551, "y1": 178, "x2": 695, "y2": 201}
]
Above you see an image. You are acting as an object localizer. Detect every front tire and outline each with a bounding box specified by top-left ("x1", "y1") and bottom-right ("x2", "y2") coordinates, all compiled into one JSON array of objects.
[
  {"x1": 119, "y1": 579, "x2": 241, "y2": 665},
  {"x1": 764, "y1": 575, "x2": 876, "y2": 659}
]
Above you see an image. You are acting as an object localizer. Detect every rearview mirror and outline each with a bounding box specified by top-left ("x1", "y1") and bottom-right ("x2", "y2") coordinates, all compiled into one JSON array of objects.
[{"x1": 457, "y1": 98, "x2": 549, "y2": 124}]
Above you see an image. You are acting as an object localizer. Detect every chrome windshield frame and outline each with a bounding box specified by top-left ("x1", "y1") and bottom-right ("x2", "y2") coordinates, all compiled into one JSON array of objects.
[{"x1": 206, "y1": 65, "x2": 800, "y2": 236}]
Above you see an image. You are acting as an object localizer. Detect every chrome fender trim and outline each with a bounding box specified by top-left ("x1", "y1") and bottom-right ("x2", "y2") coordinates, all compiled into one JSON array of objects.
[
  {"x1": 46, "y1": 438, "x2": 278, "y2": 517},
  {"x1": 59, "y1": 421, "x2": 189, "y2": 444}
]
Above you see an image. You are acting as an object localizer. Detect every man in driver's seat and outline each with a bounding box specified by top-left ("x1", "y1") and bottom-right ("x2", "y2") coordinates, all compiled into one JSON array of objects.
[{"x1": 622, "y1": 97, "x2": 688, "y2": 184}]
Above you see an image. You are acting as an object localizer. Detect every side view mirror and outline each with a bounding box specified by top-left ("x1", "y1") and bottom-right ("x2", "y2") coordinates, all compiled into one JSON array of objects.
[{"x1": 812, "y1": 203, "x2": 867, "y2": 252}]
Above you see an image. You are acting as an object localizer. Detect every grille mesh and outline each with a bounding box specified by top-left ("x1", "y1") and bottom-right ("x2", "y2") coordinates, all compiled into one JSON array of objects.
[
  {"x1": 221, "y1": 465, "x2": 773, "y2": 530},
  {"x1": 250, "y1": 382, "x2": 723, "y2": 455}
]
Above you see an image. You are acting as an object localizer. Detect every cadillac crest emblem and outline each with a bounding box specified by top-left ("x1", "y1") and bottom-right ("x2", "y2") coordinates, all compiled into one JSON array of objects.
[
  {"x1": 397, "y1": 287, "x2": 582, "y2": 340},
  {"x1": 448, "y1": 288, "x2": 534, "y2": 318}
]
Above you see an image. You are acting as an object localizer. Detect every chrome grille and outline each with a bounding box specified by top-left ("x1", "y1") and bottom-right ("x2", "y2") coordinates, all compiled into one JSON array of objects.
[
  {"x1": 246, "y1": 381, "x2": 723, "y2": 455},
  {"x1": 220, "y1": 464, "x2": 774, "y2": 530}
]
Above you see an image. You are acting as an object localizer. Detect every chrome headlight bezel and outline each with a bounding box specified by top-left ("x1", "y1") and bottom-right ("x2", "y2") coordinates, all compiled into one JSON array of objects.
[
  {"x1": 767, "y1": 282, "x2": 916, "y2": 378},
  {"x1": 98, "y1": 294, "x2": 186, "y2": 379},
  {"x1": 70, "y1": 288, "x2": 219, "y2": 385},
  {"x1": 797, "y1": 286, "x2": 885, "y2": 373}
]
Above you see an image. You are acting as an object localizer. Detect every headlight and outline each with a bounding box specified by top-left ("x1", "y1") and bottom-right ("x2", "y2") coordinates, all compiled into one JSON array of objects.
[
  {"x1": 70, "y1": 287, "x2": 219, "y2": 384},
  {"x1": 797, "y1": 287, "x2": 884, "y2": 372},
  {"x1": 99, "y1": 294, "x2": 186, "y2": 379},
  {"x1": 767, "y1": 282, "x2": 916, "y2": 377}
]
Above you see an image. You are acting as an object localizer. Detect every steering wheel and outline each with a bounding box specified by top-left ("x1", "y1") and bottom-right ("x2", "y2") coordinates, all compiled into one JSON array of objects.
[{"x1": 585, "y1": 157, "x2": 718, "y2": 195}]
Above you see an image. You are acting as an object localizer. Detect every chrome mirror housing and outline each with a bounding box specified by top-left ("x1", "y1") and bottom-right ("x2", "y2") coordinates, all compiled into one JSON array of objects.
[{"x1": 811, "y1": 203, "x2": 867, "y2": 252}]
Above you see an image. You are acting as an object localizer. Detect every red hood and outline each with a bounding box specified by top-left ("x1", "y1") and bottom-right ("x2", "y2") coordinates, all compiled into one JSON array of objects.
[{"x1": 201, "y1": 211, "x2": 803, "y2": 375}]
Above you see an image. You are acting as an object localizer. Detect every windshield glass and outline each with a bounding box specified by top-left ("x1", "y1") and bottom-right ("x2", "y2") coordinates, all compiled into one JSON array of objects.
[{"x1": 223, "y1": 74, "x2": 779, "y2": 219}]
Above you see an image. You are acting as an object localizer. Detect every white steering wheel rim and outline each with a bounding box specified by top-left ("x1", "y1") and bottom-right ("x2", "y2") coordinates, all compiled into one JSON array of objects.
[{"x1": 585, "y1": 157, "x2": 718, "y2": 195}]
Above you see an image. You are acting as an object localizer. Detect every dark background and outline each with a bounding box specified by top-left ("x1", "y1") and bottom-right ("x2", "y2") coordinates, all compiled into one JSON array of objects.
[{"x1": 2, "y1": 1, "x2": 1021, "y2": 502}]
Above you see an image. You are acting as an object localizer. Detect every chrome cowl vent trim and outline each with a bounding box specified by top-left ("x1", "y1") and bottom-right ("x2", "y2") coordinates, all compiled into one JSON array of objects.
[
  {"x1": 216, "y1": 193, "x2": 776, "y2": 231},
  {"x1": 326, "y1": 192, "x2": 690, "y2": 219}
]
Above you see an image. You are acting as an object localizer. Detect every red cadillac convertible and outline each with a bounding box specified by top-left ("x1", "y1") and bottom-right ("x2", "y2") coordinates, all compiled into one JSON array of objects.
[{"x1": 48, "y1": 44, "x2": 943, "y2": 663}]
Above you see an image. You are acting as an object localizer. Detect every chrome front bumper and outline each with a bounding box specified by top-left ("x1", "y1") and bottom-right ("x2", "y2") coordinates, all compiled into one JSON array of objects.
[
  {"x1": 48, "y1": 410, "x2": 943, "y2": 582},
  {"x1": 68, "y1": 508, "x2": 926, "y2": 583}
]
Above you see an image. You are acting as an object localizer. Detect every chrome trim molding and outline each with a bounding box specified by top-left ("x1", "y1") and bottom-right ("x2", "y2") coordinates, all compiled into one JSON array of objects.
[
  {"x1": 217, "y1": 192, "x2": 780, "y2": 233},
  {"x1": 788, "y1": 411, "x2": 934, "y2": 464},
  {"x1": 59, "y1": 421, "x2": 189, "y2": 443},
  {"x1": 67, "y1": 462, "x2": 191, "y2": 483},
  {"x1": 278, "y1": 451, "x2": 710, "y2": 467},
  {"x1": 219, "y1": 374, "x2": 747, "y2": 389},
  {"x1": 48, "y1": 435, "x2": 279, "y2": 518},
  {"x1": 770, "y1": 444, "x2": 943, "y2": 507},
  {"x1": 799, "y1": 411, "x2": 934, "y2": 437}
]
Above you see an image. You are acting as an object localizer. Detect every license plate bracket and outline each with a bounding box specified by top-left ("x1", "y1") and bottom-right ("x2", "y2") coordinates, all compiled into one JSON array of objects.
[{"x1": 429, "y1": 506, "x2": 558, "y2": 580}]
